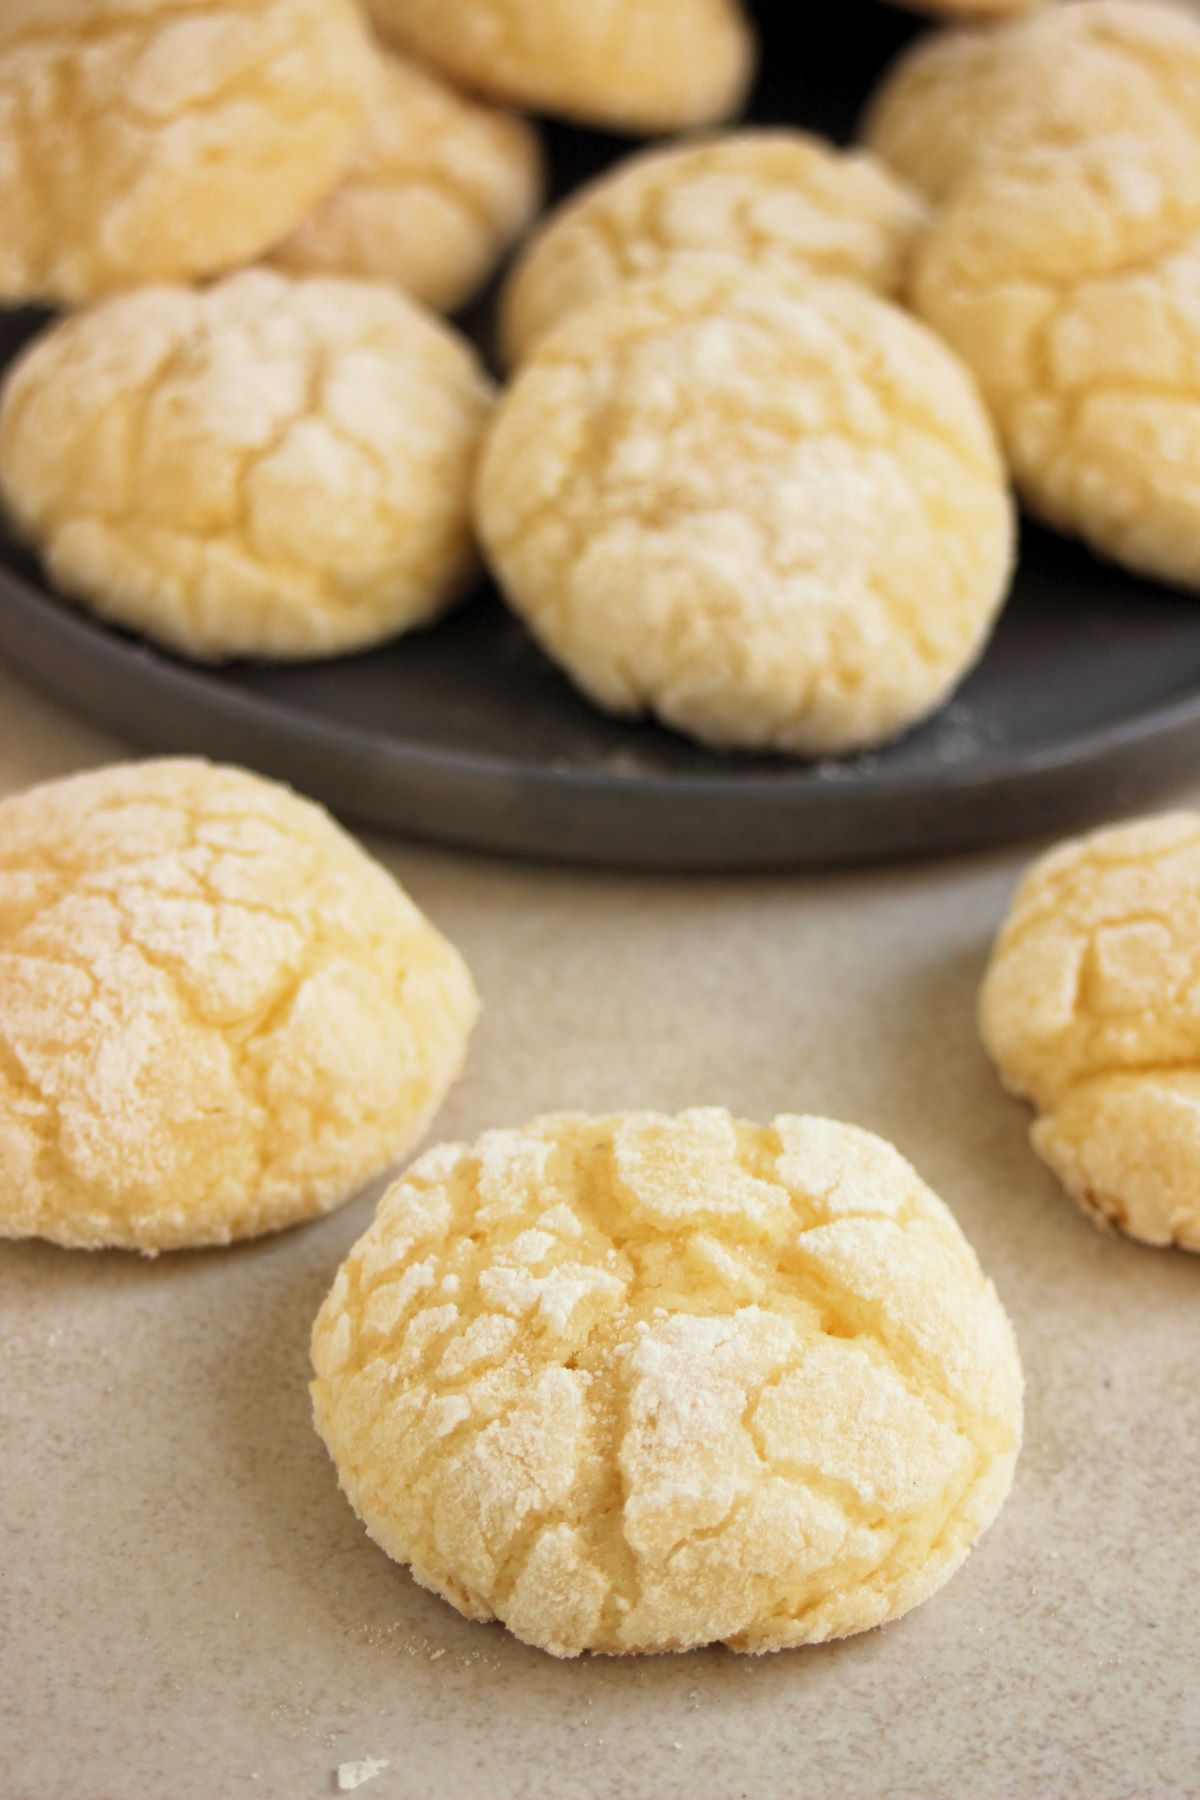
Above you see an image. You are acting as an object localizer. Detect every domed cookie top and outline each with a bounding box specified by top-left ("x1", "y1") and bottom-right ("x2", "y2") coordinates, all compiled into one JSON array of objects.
[
  {"x1": 311, "y1": 1107, "x2": 1023, "y2": 1657},
  {"x1": 0, "y1": 270, "x2": 493, "y2": 662},
  {"x1": 0, "y1": 0, "x2": 372, "y2": 304},
  {"x1": 911, "y1": 130, "x2": 1200, "y2": 589},
  {"x1": 500, "y1": 130, "x2": 927, "y2": 365},
  {"x1": 0, "y1": 759, "x2": 478, "y2": 1252},
  {"x1": 981, "y1": 812, "x2": 1200, "y2": 1251},
  {"x1": 365, "y1": 0, "x2": 755, "y2": 134},
  {"x1": 865, "y1": 2, "x2": 1200, "y2": 202},
  {"x1": 477, "y1": 260, "x2": 1014, "y2": 757},
  {"x1": 271, "y1": 48, "x2": 543, "y2": 316}
]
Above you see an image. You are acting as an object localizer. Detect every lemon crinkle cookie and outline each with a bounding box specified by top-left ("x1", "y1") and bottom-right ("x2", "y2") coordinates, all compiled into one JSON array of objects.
[
  {"x1": 0, "y1": 759, "x2": 478, "y2": 1254},
  {"x1": 271, "y1": 48, "x2": 543, "y2": 315},
  {"x1": 0, "y1": 0, "x2": 373, "y2": 305},
  {"x1": 364, "y1": 0, "x2": 755, "y2": 134},
  {"x1": 476, "y1": 261, "x2": 1014, "y2": 757},
  {"x1": 910, "y1": 131, "x2": 1200, "y2": 590},
  {"x1": 0, "y1": 269, "x2": 493, "y2": 662},
  {"x1": 865, "y1": 1, "x2": 1200, "y2": 203},
  {"x1": 500, "y1": 131, "x2": 927, "y2": 366},
  {"x1": 981, "y1": 813, "x2": 1200, "y2": 1251},
  {"x1": 311, "y1": 1107, "x2": 1023, "y2": 1657}
]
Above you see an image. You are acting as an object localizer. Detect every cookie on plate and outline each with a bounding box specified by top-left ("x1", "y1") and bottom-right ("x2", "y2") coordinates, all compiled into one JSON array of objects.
[
  {"x1": 0, "y1": 0, "x2": 372, "y2": 304},
  {"x1": 500, "y1": 131, "x2": 926, "y2": 366},
  {"x1": 0, "y1": 270, "x2": 493, "y2": 661},
  {"x1": 981, "y1": 813, "x2": 1200, "y2": 1251},
  {"x1": 477, "y1": 260, "x2": 1014, "y2": 757},
  {"x1": 0, "y1": 759, "x2": 478, "y2": 1253},
  {"x1": 312, "y1": 1107, "x2": 1023, "y2": 1656},
  {"x1": 271, "y1": 48, "x2": 543, "y2": 315},
  {"x1": 865, "y1": 1, "x2": 1200, "y2": 202},
  {"x1": 364, "y1": 0, "x2": 755, "y2": 134}
]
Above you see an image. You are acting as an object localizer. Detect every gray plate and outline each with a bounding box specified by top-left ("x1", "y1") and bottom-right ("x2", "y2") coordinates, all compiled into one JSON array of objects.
[{"x1": 2, "y1": 0, "x2": 1200, "y2": 869}]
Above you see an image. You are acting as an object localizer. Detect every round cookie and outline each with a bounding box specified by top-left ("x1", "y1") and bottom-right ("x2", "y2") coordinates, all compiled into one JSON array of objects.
[
  {"x1": 0, "y1": 0, "x2": 373, "y2": 305},
  {"x1": 270, "y1": 48, "x2": 543, "y2": 315},
  {"x1": 476, "y1": 261, "x2": 1015, "y2": 758},
  {"x1": 910, "y1": 131, "x2": 1200, "y2": 590},
  {"x1": 0, "y1": 759, "x2": 479, "y2": 1254},
  {"x1": 311, "y1": 1107, "x2": 1023, "y2": 1657},
  {"x1": 864, "y1": 1, "x2": 1200, "y2": 203},
  {"x1": 981, "y1": 813, "x2": 1200, "y2": 1252},
  {"x1": 0, "y1": 269, "x2": 493, "y2": 663},
  {"x1": 364, "y1": 0, "x2": 755, "y2": 134},
  {"x1": 500, "y1": 131, "x2": 927, "y2": 366}
]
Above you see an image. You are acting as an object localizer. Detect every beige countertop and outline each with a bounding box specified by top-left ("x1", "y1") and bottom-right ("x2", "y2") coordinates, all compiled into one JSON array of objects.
[{"x1": 1, "y1": 662, "x2": 1197, "y2": 1800}]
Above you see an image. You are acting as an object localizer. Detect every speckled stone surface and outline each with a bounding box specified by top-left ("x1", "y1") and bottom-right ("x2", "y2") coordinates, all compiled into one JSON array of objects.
[{"x1": 1, "y1": 665, "x2": 1197, "y2": 1799}]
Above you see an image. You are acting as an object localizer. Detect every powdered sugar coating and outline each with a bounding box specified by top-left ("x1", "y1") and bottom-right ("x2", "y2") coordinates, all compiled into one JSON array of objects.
[
  {"x1": 311, "y1": 1108, "x2": 1023, "y2": 1657},
  {"x1": 981, "y1": 812, "x2": 1200, "y2": 1250},
  {"x1": 0, "y1": 270, "x2": 493, "y2": 661},
  {"x1": 0, "y1": 759, "x2": 478, "y2": 1253},
  {"x1": 910, "y1": 131, "x2": 1200, "y2": 589},
  {"x1": 271, "y1": 49, "x2": 543, "y2": 315},
  {"x1": 0, "y1": 0, "x2": 372, "y2": 304},
  {"x1": 476, "y1": 260, "x2": 1014, "y2": 756},
  {"x1": 500, "y1": 131, "x2": 927, "y2": 366},
  {"x1": 365, "y1": 0, "x2": 755, "y2": 134},
  {"x1": 865, "y1": 1, "x2": 1200, "y2": 203}
]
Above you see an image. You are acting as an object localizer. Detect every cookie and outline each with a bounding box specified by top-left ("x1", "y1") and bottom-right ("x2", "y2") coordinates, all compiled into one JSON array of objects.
[
  {"x1": 364, "y1": 0, "x2": 755, "y2": 134},
  {"x1": 500, "y1": 130, "x2": 927, "y2": 366},
  {"x1": 910, "y1": 131, "x2": 1200, "y2": 589},
  {"x1": 270, "y1": 48, "x2": 543, "y2": 315},
  {"x1": 0, "y1": 759, "x2": 478, "y2": 1253},
  {"x1": 311, "y1": 1107, "x2": 1023, "y2": 1657},
  {"x1": 0, "y1": 270, "x2": 493, "y2": 662},
  {"x1": 981, "y1": 813, "x2": 1200, "y2": 1251},
  {"x1": 0, "y1": 0, "x2": 373, "y2": 305},
  {"x1": 864, "y1": 1, "x2": 1200, "y2": 202},
  {"x1": 476, "y1": 261, "x2": 1014, "y2": 757}
]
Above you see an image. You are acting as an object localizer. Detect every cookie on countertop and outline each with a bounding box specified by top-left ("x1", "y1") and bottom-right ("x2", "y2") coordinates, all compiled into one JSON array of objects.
[
  {"x1": 311, "y1": 1107, "x2": 1023, "y2": 1657},
  {"x1": 364, "y1": 0, "x2": 755, "y2": 134},
  {"x1": 0, "y1": 270, "x2": 493, "y2": 662},
  {"x1": 981, "y1": 812, "x2": 1200, "y2": 1251},
  {"x1": 477, "y1": 260, "x2": 1014, "y2": 758},
  {"x1": 500, "y1": 130, "x2": 927, "y2": 366},
  {"x1": 0, "y1": 0, "x2": 373, "y2": 305},
  {"x1": 0, "y1": 759, "x2": 478, "y2": 1253},
  {"x1": 270, "y1": 47, "x2": 543, "y2": 316}
]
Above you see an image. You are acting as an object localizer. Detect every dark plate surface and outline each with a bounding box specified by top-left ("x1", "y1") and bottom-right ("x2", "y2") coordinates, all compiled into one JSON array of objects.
[{"x1": 2, "y1": 0, "x2": 1200, "y2": 869}]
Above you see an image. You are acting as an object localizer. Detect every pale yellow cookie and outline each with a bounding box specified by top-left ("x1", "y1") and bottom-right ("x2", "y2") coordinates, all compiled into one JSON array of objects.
[
  {"x1": 0, "y1": 270, "x2": 493, "y2": 662},
  {"x1": 980, "y1": 813, "x2": 1200, "y2": 1251},
  {"x1": 865, "y1": 0, "x2": 1200, "y2": 202},
  {"x1": 500, "y1": 131, "x2": 927, "y2": 366},
  {"x1": 0, "y1": 0, "x2": 373, "y2": 305},
  {"x1": 311, "y1": 1107, "x2": 1023, "y2": 1657},
  {"x1": 476, "y1": 261, "x2": 1014, "y2": 757},
  {"x1": 270, "y1": 48, "x2": 543, "y2": 315},
  {"x1": 365, "y1": 0, "x2": 755, "y2": 134},
  {"x1": 910, "y1": 131, "x2": 1200, "y2": 590},
  {"x1": 0, "y1": 759, "x2": 479, "y2": 1254}
]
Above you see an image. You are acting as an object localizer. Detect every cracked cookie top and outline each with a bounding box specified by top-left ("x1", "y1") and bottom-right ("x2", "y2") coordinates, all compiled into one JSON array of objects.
[
  {"x1": 364, "y1": 0, "x2": 755, "y2": 135},
  {"x1": 0, "y1": 269, "x2": 494, "y2": 662},
  {"x1": 865, "y1": 1, "x2": 1200, "y2": 203},
  {"x1": 270, "y1": 47, "x2": 543, "y2": 316},
  {"x1": 910, "y1": 130, "x2": 1200, "y2": 589},
  {"x1": 500, "y1": 130, "x2": 927, "y2": 367},
  {"x1": 0, "y1": 758, "x2": 478, "y2": 1253},
  {"x1": 476, "y1": 259, "x2": 1014, "y2": 757},
  {"x1": 0, "y1": 0, "x2": 373, "y2": 304},
  {"x1": 311, "y1": 1107, "x2": 1023, "y2": 1657},
  {"x1": 981, "y1": 813, "x2": 1200, "y2": 1250}
]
